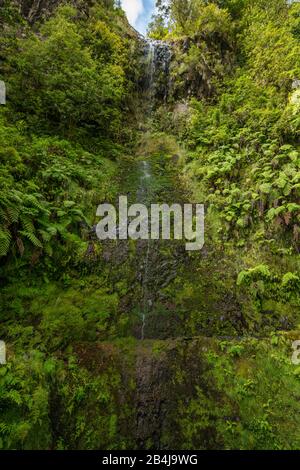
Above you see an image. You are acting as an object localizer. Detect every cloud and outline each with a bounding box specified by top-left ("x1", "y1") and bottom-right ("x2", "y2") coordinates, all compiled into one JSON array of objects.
[{"x1": 121, "y1": 0, "x2": 144, "y2": 28}]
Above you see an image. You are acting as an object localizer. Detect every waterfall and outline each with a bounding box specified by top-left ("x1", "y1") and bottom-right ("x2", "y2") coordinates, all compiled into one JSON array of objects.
[
  {"x1": 143, "y1": 39, "x2": 172, "y2": 103},
  {"x1": 146, "y1": 42, "x2": 155, "y2": 94},
  {"x1": 141, "y1": 238, "x2": 151, "y2": 340},
  {"x1": 137, "y1": 160, "x2": 153, "y2": 340},
  {"x1": 136, "y1": 40, "x2": 171, "y2": 340}
]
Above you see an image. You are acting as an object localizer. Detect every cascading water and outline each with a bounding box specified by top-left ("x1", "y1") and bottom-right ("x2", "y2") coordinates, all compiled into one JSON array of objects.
[
  {"x1": 135, "y1": 37, "x2": 180, "y2": 448},
  {"x1": 141, "y1": 238, "x2": 151, "y2": 341},
  {"x1": 143, "y1": 39, "x2": 172, "y2": 104},
  {"x1": 137, "y1": 39, "x2": 172, "y2": 340},
  {"x1": 146, "y1": 42, "x2": 155, "y2": 94},
  {"x1": 137, "y1": 160, "x2": 153, "y2": 340}
]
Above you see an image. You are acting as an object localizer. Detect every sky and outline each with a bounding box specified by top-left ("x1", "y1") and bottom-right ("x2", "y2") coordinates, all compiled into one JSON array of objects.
[{"x1": 121, "y1": 0, "x2": 156, "y2": 36}]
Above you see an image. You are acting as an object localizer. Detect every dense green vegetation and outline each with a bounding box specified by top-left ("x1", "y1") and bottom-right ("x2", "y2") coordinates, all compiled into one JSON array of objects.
[
  {"x1": 150, "y1": 0, "x2": 300, "y2": 333},
  {"x1": 0, "y1": 0, "x2": 299, "y2": 450}
]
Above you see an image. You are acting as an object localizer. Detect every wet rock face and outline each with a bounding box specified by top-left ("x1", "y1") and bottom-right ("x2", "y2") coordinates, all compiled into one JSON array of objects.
[
  {"x1": 142, "y1": 39, "x2": 172, "y2": 103},
  {"x1": 135, "y1": 346, "x2": 172, "y2": 449}
]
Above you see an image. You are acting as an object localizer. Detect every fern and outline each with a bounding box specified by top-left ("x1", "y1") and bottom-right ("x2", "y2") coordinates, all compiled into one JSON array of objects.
[
  {"x1": 18, "y1": 231, "x2": 43, "y2": 248},
  {"x1": 0, "y1": 229, "x2": 12, "y2": 257},
  {"x1": 19, "y1": 215, "x2": 35, "y2": 236}
]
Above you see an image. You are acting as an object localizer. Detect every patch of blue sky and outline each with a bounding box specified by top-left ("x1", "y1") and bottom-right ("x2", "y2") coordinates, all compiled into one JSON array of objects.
[{"x1": 121, "y1": 0, "x2": 156, "y2": 36}]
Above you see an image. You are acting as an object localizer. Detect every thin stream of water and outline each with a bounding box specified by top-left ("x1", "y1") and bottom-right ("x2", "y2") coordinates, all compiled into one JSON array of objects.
[
  {"x1": 141, "y1": 237, "x2": 151, "y2": 340},
  {"x1": 138, "y1": 159, "x2": 152, "y2": 340},
  {"x1": 138, "y1": 39, "x2": 171, "y2": 339}
]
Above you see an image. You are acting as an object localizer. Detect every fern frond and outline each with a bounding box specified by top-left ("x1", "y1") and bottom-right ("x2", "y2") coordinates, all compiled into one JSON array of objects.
[
  {"x1": 6, "y1": 206, "x2": 20, "y2": 224},
  {"x1": 38, "y1": 229, "x2": 52, "y2": 242},
  {"x1": 0, "y1": 229, "x2": 12, "y2": 257},
  {"x1": 19, "y1": 230, "x2": 43, "y2": 248},
  {"x1": 44, "y1": 243, "x2": 53, "y2": 257},
  {"x1": 20, "y1": 215, "x2": 35, "y2": 234}
]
